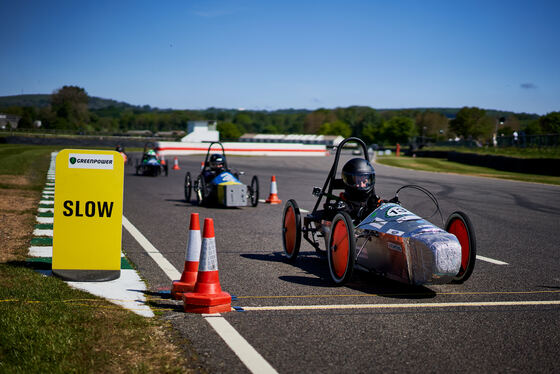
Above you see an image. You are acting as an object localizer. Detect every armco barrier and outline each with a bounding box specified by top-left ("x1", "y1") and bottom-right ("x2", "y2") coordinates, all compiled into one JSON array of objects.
[{"x1": 155, "y1": 141, "x2": 328, "y2": 157}]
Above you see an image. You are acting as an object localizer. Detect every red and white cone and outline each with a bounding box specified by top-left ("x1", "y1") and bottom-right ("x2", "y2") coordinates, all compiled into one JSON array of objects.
[
  {"x1": 171, "y1": 213, "x2": 202, "y2": 300},
  {"x1": 265, "y1": 175, "x2": 282, "y2": 204},
  {"x1": 183, "y1": 218, "x2": 231, "y2": 313},
  {"x1": 172, "y1": 157, "x2": 181, "y2": 170},
  {"x1": 160, "y1": 154, "x2": 166, "y2": 166}
]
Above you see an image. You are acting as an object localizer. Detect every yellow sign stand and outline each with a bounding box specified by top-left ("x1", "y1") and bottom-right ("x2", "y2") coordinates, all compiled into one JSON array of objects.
[{"x1": 52, "y1": 149, "x2": 124, "y2": 281}]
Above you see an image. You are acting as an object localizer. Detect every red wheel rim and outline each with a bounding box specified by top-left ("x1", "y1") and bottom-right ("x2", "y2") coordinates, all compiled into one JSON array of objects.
[
  {"x1": 284, "y1": 206, "x2": 296, "y2": 255},
  {"x1": 331, "y1": 219, "x2": 349, "y2": 278},
  {"x1": 449, "y1": 218, "x2": 470, "y2": 275}
]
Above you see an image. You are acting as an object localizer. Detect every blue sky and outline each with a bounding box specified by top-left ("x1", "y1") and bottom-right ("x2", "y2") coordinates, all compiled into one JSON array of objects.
[{"x1": 1, "y1": 0, "x2": 559, "y2": 114}]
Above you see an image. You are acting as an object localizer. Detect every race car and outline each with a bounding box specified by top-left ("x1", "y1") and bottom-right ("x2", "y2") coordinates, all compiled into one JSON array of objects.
[
  {"x1": 281, "y1": 137, "x2": 476, "y2": 286},
  {"x1": 135, "y1": 143, "x2": 168, "y2": 177},
  {"x1": 184, "y1": 142, "x2": 259, "y2": 207}
]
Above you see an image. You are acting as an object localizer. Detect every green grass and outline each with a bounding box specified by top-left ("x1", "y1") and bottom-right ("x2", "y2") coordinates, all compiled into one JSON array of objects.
[
  {"x1": 0, "y1": 264, "x2": 129, "y2": 372},
  {"x1": 376, "y1": 155, "x2": 560, "y2": 185},
  {"x1": 0, "y1": 263, "x2": 193, "y2": 373},
  {"x1": 0, "y1": 145, "x2": 60, "y2": 190},
  {"x1": 0, "y1": 145, "x2": 59, "y2": 175},
  {"x1": 0, "y1": 143, "x2": 196, "y2": 373}
]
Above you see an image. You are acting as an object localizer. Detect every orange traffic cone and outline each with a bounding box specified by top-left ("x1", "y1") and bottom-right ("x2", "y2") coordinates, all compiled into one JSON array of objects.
[
  {"x1": 172, "y1": 157, "x2": 181, "y2": 170},
  {"x1": 160, "y1": 154, "x2": 166, "y2": 166},
  {"x1": 171, "y1": 213, "x2": 202, "y2": 300},
  {"x1": 183, "y1": 218, "x2": 231, "y2": 314},
  {"x1": 265, "y1": 175, "x2": 282, "y2": 204}
]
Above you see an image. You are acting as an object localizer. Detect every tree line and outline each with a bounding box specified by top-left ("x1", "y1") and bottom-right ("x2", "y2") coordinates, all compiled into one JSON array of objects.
[{"x1": 3, "y1": 85, "x2": 558, "y2": 146}]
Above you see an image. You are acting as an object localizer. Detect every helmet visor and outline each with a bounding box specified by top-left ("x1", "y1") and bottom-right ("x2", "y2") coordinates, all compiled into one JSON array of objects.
[{"x1": 344, "y1": 172, "x2": 375, "y2": 191}]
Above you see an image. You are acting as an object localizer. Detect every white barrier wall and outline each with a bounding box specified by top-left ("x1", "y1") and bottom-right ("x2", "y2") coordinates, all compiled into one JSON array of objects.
[{"x1": 156, "y1": 141, "x2": 328, "y2": 157}]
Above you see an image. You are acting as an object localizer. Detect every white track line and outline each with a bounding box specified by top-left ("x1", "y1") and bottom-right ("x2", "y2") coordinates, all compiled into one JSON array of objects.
[
  {"x1": 240, "y1": 300, "x2": 560, "y2": 312},
  {"x1": 122, "y1": 216, "x2": 181, "y2": 280},
  {"x1": 122, "y1": 215, "x2": 277, "y2": 374},
  {"x1": 477, "y1": 255, "x2": 508, "y2": 265},
  {"x1": 204, "y1": 315, "x2": 278, "y2": 374}
]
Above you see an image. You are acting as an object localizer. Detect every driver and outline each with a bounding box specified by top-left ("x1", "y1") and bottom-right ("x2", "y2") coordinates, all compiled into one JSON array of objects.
[
  {"x1": 203, "y1": 153, "x2": 226, "y2": 181},
  {"x1": 143, "y1": 149, "x2": 159, "y2": 164},
  {"x1": 339, "y1": 158, "x2": 382, "y2": 221},
  {"x1": 209, "y1": 154, "x2": 225, "y2": 172}
]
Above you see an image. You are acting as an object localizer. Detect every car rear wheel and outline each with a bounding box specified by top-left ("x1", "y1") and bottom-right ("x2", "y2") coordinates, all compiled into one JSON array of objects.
[
  {"x1": 250, "y1": 175, "x2": 259, "y2": 207},
  {"x1": 446, "y1": 211, "x2": 477, "y2": 283},
  {"x1": 282, "y1": 199, "x2": 301, "y2": 262},
  {"x1": 184, "y1": 172, "x2": 192, "y2": 203},
  {"x1": 327, "y1": 212, "x2": 356, "y2": 285}
]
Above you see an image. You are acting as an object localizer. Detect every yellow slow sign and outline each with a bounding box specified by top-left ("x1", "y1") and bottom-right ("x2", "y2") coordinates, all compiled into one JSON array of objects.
[{"x1": 52, "y1": 149, "x2": 124, "y2": 281}]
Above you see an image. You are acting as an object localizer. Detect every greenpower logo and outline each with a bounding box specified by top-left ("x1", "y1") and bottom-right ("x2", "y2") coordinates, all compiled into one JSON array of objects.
[{"x1": 68, "y1": 153, "x2": 114, "y2": 170}]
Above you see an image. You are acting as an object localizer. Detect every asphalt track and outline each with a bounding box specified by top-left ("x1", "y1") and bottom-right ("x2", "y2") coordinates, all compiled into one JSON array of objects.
[{"x1": 122, "y1": 153, "x2": 560, "y2": 373}]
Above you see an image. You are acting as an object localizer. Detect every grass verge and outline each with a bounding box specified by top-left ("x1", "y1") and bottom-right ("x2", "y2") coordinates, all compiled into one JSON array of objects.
[
  {"x1": 421, "y1": 145, "x2": 560, "y2": 159},
  {"x1": 0, "y1": 144, "x2": 203, "y2": 373},
  {"x1": 375, "y1": 155, "x2": 560, "y2": 185}
]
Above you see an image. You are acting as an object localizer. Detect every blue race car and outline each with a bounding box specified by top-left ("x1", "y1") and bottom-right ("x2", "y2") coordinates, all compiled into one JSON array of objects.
[
  {"x1": 184, "y1": 142, "x2": 259, "y2": 207},
  {"x1": 136, "y1": 144, "x2": 168, "y2": 177}
]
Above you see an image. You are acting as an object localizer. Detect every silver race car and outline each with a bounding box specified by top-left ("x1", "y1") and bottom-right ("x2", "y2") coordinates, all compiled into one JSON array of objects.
[{"x1": 282, "y1": 137, "x2": 476, "y2": 286}]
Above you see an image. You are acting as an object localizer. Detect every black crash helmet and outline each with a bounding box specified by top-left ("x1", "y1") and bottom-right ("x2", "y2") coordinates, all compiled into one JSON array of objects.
[
  {"x1": 341, "y1": 158, "x2": 376, "y2": 199},
  {"x1": 209, "y1": 153, "x2": 225, "y2": 169}
]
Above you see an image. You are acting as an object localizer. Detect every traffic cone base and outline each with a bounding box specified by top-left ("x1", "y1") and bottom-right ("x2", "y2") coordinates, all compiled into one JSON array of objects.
[
  {"x1": 183, "y1": 290, "x2": 231, "y2": 306},
  {"x1": 184, "y1": 302, "x2": 232, "y2": 314},
  {"x1": 171, "y1": 280, "x2": 195, "y2": 299},
  {"x1": 171, "y1": 261, "x2": 199, "y2": 299},
  {"x1": 266, "y1": 195, "x2": 282, "y2": 204}
]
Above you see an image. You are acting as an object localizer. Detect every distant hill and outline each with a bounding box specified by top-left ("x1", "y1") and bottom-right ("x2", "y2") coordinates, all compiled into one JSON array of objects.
[
  {"x1": 377, "y1": 107, "x2": 539, "y2": 120},
  {"x1": 0, "y1": 94, "x2": 52, "y2": 108},
  {"x1": 0, "y1": 94, "x2": 539, "y2": 120},
  {"x1": 0, "y1": 94, "x2": 140, "y2": 111}
]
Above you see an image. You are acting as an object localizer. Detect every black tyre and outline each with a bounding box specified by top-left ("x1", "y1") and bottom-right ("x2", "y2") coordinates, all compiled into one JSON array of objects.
[
  {"x1": 250, "y1": 175, "x2": 259, "y2": 207},
  {"x1": 282, "y1": 199, "x2": 302, "y2": 262},
  {"x1": 164, "y1": 164, "x2": 168, "y2": 176},
  {"x1": 445, "y1": 211, "x2": 477, "y2": 284},
  {"x1": 327, "y1": 212, "x2": 356, "y2": 285},
  {"x1": 184, "y1": 172, "x2": 192, "y2": 203}
]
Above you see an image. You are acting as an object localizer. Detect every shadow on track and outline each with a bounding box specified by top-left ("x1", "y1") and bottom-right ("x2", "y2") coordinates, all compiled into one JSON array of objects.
[{"x1": 241, "y1": 251, "x2": 436, "y2": 299}]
